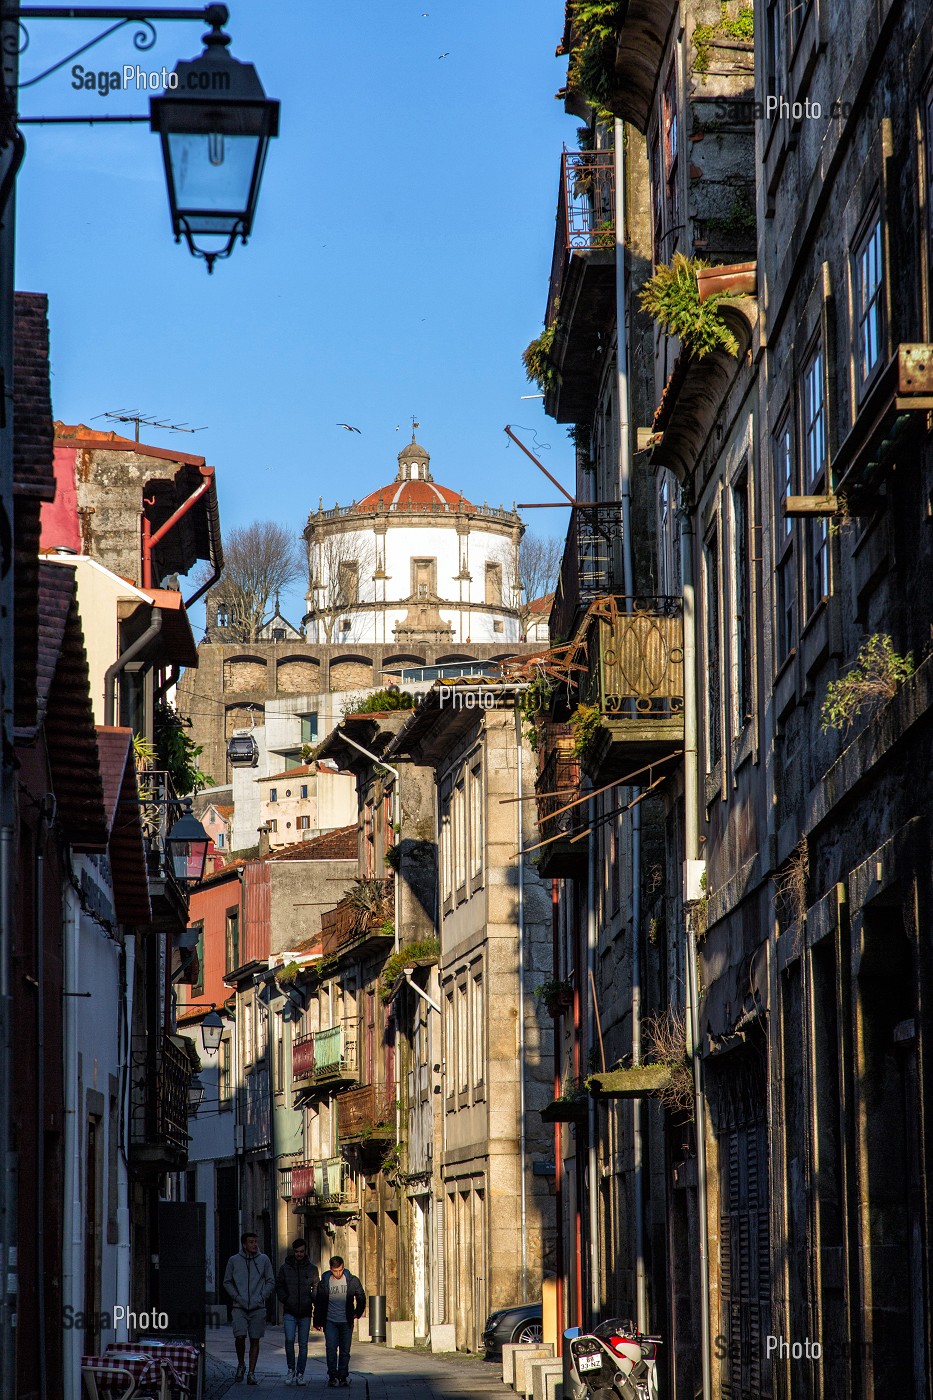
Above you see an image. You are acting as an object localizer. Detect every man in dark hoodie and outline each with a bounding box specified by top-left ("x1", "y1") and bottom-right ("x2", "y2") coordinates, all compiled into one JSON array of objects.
[
  {"x1": 275, "y1": 1238, "x2": 319, "y2": 1386},
  {"x1": 312, "y1": 1256, "x2": 366, "y2": 1387}
]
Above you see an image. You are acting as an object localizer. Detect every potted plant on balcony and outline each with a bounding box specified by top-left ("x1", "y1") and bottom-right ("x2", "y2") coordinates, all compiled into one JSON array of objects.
[
  {"x1": 534, "y1": 977, "x2": 574, "y2": 1017},
  {"x1": 568, "y1": 702, "x2": 601, "y2": 758}
]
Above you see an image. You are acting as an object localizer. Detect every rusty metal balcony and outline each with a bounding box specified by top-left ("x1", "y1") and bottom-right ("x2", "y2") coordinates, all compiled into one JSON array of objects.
[
  {"x1": 320, "y1": 878, "x2": 394, "y2": 961},
  {"x1": 129, "y1": 1032, "x2": 191, "y2": 1172},
  {"x1": 550, "y1": 505, "x2": 623, "y2": 644},
  {"x1": 535, "y1": 724, "x2": 586, "y2": 879},
  {"x1": 292, "y1": 1022, "x2": 359, "y2": 1091},
  {"x1": 544, "y1": 149, "x2": 617, "y2": 424},
  {"x1": 336, "y1": 1083, "x2": 394, "y2": 1145},
  {"x1": 291, "y1": 1156, "x2": 358, "y2": 1216},
  {"x1": 578, "y1": 597, "x2": 685, "y2": 779}
]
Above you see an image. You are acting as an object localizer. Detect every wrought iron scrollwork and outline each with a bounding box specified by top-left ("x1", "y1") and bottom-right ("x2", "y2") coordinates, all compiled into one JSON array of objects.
[{"x1": 15, "y1": 16, "x2": 157, "y2": 90}]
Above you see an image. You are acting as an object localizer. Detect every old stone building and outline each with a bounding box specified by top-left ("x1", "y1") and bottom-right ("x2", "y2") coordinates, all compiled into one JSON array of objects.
[{"x1": 516, "y1": 2, "x2": 933, "y2": 1399}]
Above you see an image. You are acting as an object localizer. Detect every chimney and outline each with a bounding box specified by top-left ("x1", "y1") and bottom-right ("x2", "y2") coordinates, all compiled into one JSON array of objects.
[{"x1": 257, "y1": 822, "x2": 272, "y2": 858}]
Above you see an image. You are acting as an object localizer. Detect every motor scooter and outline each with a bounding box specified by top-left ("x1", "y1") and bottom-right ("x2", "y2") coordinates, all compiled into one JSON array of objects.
[{"x1": 568, "y1": 1318, "x2": 662, "y2": 1400}]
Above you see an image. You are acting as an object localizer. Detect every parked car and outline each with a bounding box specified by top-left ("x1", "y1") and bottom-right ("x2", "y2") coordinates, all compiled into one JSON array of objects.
[{"x1": 482, "y1": 1303, "x2": 544, "y2": 1357}]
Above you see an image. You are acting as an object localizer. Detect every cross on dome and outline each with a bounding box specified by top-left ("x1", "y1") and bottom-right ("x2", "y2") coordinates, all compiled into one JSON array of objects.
[{"x1": 396, "y1": 423, "x2": 433, "y2": 482}]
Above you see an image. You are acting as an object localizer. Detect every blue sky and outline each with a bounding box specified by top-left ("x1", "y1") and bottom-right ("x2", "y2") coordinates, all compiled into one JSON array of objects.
[{"x1": 16, "y1": 0, "x2": 573, "y2": 627}]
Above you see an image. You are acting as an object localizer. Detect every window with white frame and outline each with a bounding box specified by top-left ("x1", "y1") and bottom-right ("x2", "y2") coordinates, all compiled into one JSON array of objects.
[
  {"x1": 802, "y1": 341, "x2": 829, "y2": 614},
  {"x1": 440, "y1": 780, "x2": 453, "y2": 909},
  {"x1": 444, "y1": 985, "x2": 455, "y2": 1108},
  {"x1": 773, "y1": 412, "x2": 796, "y2": 663},
  {"x1": 471, "y1": 968, "x2": 484, "y2": 1095},
  {"x1": 704, "y1": 525, "x2": 723, "y2": 767},
  {"x1": 732, "y1": 472, "x2": 753, "y2": 732},
  {"x1": 469, "y1": 761, "x2": 483, "y2": 885},
  {"x1": 457, "y1": 980, "x2": 468, "y2": 1096},
  {"x1": 244, "y1": 999, "x2": 254, "y2": 1066},
  {"x1": 662, "y1": 64, "x2": 680, "y2": 249},
  {"x1": 854, "y1": 213, "x2": 884, "y2": 395},
  {"x1": 453, "y1": 779, "x2": 466, "y2": 896}
]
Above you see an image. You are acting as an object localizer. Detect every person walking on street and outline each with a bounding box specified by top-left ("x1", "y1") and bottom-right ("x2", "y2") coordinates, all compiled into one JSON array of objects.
[
  {"x1": 312, "y1": 1255, "x2": 366, "y2": 1387},
  {"x1": 223, "y1": 1231, "x2": 276, "y2": 1385},
  {"x1": 275, "y1": 1238, "x2": 319, "y2": 1386}
]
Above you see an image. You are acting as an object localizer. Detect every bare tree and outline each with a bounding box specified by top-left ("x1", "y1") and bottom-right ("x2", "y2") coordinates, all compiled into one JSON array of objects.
[
  {"x1": 306, "y1": 530, "x2": 377, "y2": 643},
  {"x1": 206, "y1": 521, "x2": 304, "y2": 642},
  {"x1": 502, "y1": 532, "x2": 563, "y2": 638}
]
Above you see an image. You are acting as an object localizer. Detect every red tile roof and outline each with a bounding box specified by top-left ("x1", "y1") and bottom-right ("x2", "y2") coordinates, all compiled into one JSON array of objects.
[
  {"x1": 268, "y1": 825, "x2": 358, "y2": 862},
  {"x1": 54, "y1": 421, "x2": 206, "y2": 468},
  {"x1": 262, "y1": 764, "x2": 314, "y2": 783},
  {"x1": 13, "y1": 294, "x2": 57, "y2": 733},
  {"x1": 37, "y1": 563, "x2": 108, "y2": 851},
  {"x1": 528, "y1": 593, "x2": 554, "y2": 614},
  {"x1": 96, "y1": 727, "x2": 151, "y2": 925}
]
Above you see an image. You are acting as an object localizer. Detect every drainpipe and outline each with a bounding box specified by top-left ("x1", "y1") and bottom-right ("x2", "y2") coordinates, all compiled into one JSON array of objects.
[
  {"x1": 62, "y1": 886, "x2": 82, "y2": 1400},
  {"x1": 35, "y1": 844, "x2": 46, "y2": 1400},
  {"x1": 515, "y1": 705, "x2": 528, "y2": 1303},
  {"x1": 680, "y1": 505, "x2": 712, "y2": 1400},
  {"x1": 615, "y1": 115, "x2": 647, "y2": 1333},
  {"x1": 401, "y1": 971, "x2": 441, "y2": 1017},
  {"x1": 104, "y1": 609, "x2": 163, "y2": 727},
  {"x1": 115, "y1": 934, "x2": 136, "y2": 1344},
  {"x1": 586, "y1": 789, "x2": 599, "y2": 1323},
  {"x1": 141, "y1": 466, "x2": 214, "y2": 590},
  {"x1": 552, "y1": 881, "x2": 564, "y2": 1351}
]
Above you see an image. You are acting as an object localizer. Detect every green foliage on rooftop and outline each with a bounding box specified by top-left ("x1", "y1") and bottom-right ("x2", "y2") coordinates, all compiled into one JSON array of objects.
[
  {"x1": 639, "y1": 253, "x2": 740, "y2": 359},
  {"x1": 341, "y1": 689, "x2": 416, "y2": 717},
  {"x1": 380, "y1": 939, "x2": 441, "y2": 1004},
  {"x1": 522, "y1": 319, "x2": 558, "y2": 395}
]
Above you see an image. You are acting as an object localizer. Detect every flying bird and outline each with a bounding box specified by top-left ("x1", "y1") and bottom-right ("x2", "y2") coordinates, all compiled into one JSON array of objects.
[
  {"x1": 337, "y1": 423, "x2": 361, "y2": 433},
  {"x1": 438, "y1": 52, "x2": 449, "y2": 58}
]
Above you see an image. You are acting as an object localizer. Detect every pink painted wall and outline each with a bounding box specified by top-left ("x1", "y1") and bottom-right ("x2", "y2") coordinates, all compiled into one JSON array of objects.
[{"x1": 39, "y1": 446, "x2": 80, "y2": 553}]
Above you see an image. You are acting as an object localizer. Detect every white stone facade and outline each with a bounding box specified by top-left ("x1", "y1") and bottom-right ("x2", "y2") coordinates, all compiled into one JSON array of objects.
[{"x1": 303, "y1": 435, "x2": 523, "y2": 646}]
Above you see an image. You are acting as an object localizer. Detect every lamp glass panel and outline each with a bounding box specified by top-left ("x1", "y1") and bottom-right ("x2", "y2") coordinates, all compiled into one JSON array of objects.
[
  {"x1": 171, "y1": 838, "x2": 209, "y2": 884},
  {"x1": 168, "y1": 131, "x2": 260, "y2": 221}
]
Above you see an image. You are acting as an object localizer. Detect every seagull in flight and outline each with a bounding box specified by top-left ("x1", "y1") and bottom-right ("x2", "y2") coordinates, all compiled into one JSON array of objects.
[
  {"x1": 438, "y1": 52, "x2": 449, "y2": 58},
  {"x1": 337, "y1": 423, "x2": 361, "y2": 433}
]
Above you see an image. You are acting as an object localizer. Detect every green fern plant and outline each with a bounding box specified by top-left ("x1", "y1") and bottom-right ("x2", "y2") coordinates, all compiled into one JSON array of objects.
[
  {"x1": 522, "y1": 318, "x2": 558, "y2": 394},
  {"x1": 569, "y1": 702, "x2": 601, "y2": 758},
  {"x1": 820, "y1": 635, "x2": 915, "y2": 734},
  {"x1": 639, "y1": 253, "x2": 740, "y2": 359}
]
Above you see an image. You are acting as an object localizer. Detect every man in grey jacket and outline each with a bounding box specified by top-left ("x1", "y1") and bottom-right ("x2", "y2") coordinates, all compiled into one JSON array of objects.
[{"x1": 223, "y1": 1232, "x2": 276, "y2": 1385}]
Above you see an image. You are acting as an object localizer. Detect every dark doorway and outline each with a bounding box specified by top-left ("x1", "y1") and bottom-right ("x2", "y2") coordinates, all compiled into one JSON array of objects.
[{"x1": 215, "y1": 1163, "x2": 239, "y2": 1309}]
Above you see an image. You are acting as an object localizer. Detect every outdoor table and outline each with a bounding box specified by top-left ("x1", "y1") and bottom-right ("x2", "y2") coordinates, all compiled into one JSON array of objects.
[
  {"x1": 107, "y1": 1342, "x2": 199, "y2": 1398},
  {"x1": 81, "y1": 1352, "x2": 161, "y2": 1400}
]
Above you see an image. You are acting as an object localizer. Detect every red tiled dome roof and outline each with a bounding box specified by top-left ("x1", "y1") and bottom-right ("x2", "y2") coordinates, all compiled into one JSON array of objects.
[{"x1": 355, "y1": 479, "x2": 476, "y2": 512}]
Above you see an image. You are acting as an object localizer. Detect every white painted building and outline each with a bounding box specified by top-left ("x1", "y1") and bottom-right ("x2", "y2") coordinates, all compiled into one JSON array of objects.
[{"x1": 303, "y1": 434, "x2": 524, "y2": 646}]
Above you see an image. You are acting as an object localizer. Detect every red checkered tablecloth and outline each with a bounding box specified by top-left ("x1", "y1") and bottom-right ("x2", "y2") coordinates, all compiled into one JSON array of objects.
[
  {"x1": 107, "y1": 1342, "x2": 199, "y2": 1384},
  {"x1": 81, "y1": 1353, "x2": 161, "y2": 1396}
]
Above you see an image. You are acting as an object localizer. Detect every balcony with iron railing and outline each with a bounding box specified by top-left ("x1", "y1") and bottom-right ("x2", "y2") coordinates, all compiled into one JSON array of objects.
[
  {"x1": 129, "y1": 1033, "x2": 191, "y2": 1172},
  {"x1": 534, "y1": 724, "x2": 586, "y2": 880},
  {"x1": 291, "y1": 1156, "x2": 358, "y2": 1215},
  {"x1": 550, "y1": 505, "x2": 622, "y2": 644},
  {"x1": 136, "y1": 767, "x2": 189, "y2": 930},
  {"x1": 336, "y1": 1083, "x2": 394, "y2": 1145},
  {"x1": 292, "y1": 1022, "x2": 359, "y2": 1091},
  {"x1": 320, "y1": 878, "x2": 394, "y2": 961},
  {"x1": 576, "y1": 596, "x2": 685, "y2": 779},
  {"x1": 544, "y1": 148, "x2": 617, "y2": 423}
]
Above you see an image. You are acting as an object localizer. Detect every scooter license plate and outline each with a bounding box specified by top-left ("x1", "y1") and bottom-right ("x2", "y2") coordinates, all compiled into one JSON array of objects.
[{"x1": 578, "y1": 1354, "x2": 602, "y2": 1373}]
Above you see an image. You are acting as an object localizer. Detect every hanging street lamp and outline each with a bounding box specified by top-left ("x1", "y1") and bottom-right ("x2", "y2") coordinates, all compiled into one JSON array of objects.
[
  {"x1": 166, "y1": 800, "x2": 211, "y2": 887},
  {"x1": 150, "y1": 5, "x2": 280, "y2": 272},
  {"x1": 200, "y1": 1009, "x2": 224, "y2": 1053}
]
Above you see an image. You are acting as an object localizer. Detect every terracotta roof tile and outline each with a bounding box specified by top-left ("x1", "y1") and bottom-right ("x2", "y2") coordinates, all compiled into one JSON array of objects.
[
  {"x1": 37, "y1": 563, "x2": 108, "y2": 851},
  {"x1": 96, "y1": 727, "x2": 151, "y2": 925},
  {"x1": 268, "y1": 825, "x2": 358, "y2": 862}
]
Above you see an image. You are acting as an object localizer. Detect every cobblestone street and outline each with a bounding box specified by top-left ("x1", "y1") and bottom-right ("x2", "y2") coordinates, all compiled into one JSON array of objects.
[{"x1": 205, "y1": 1329, "x2": 513, "y2": 1400}]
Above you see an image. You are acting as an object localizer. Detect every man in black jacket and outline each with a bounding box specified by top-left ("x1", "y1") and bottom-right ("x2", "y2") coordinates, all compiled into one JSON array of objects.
[
  {"x1": 275, "y1": 1239, "x2": 320, "y2": 1386},
  {"x1": 312, "y1": 1256, "x2": 366, "y2": 1387}
]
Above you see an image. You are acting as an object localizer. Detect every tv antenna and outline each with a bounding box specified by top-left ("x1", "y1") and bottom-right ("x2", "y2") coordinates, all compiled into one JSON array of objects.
[{"x1": 94, "y1": 409, "x2": 207, "y2": 443}]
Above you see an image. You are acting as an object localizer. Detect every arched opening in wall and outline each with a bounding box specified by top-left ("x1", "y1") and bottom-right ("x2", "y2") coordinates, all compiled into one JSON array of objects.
[
  {"x1": 276, "y1": 655, "x2": 321, "y2": 694},
  {"x1": 434, "y1": 654, "x2": 477, "y2": 667},
  {"x1": 223, "y1": 655, "x2": 268, "y2": 693},
  {"x1": 381, "y1": 654, "x2": 427, "y2": 670},
  {"x1": 328, "y1": 655, "x2": 374, "y2": 693}
]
